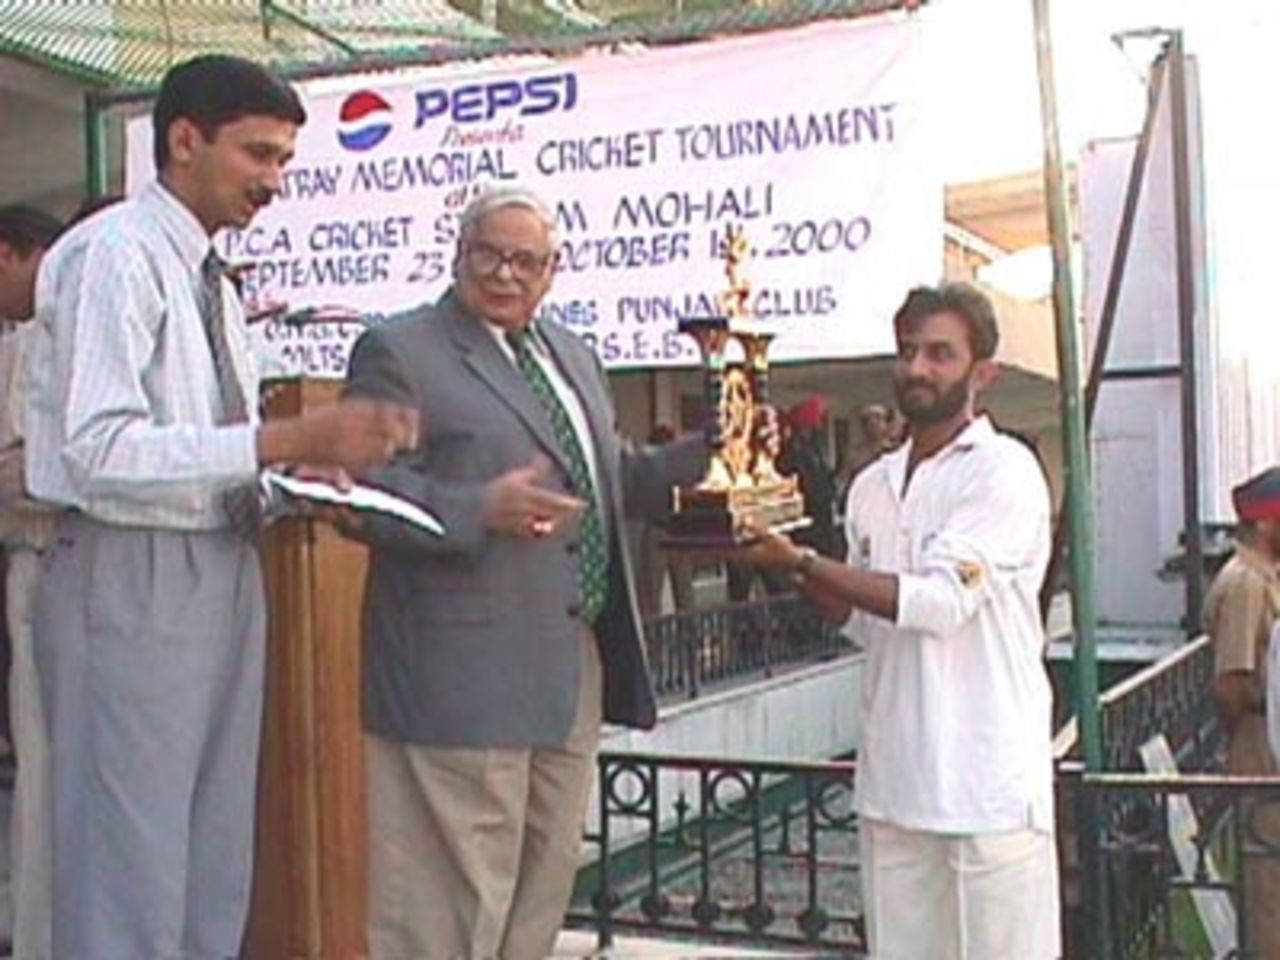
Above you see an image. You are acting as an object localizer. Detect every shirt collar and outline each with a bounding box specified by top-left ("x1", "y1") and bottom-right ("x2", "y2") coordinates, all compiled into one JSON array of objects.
[
  {"x1": 482, "y1": 317, "x2": 543, "y2": 361},
  {"x1": 882, "y1": 415, "x2": 996, "y2": 499},
  {"x1": 947, "y1": 414, "x2": 996, "y2": 450},
  {"x1": 141, "y1": 181, "x2": 213, "y2": 271}
]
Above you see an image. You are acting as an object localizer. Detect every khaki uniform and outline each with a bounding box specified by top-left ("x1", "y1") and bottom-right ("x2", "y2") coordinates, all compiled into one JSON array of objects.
[{"x1": 1204, "y1": 545, "x2": 1280, "y2": 957}]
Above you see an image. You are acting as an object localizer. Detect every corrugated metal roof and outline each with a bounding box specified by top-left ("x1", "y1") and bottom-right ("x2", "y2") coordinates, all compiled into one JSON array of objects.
[
  {"x1": 0, "y1": 0, "x2": 916, "y2": 88},
  {"x1": 0, "y1": 0, "x2": 497, "y2": 86}
]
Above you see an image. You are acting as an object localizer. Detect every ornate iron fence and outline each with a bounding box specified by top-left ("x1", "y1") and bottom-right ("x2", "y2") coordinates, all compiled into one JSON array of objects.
[
  {"x1": 1065, "y1": 768, "x2": 1280, "y2": 959},
  {"x1": 568, "y1": 637, "x2": 1262, "y2": 957},
  {"x1": 1059, "y1": 634, "x2": 1280, "y2": 959},
  {"x1": 567, "y1": 751, "x2": 865, "y2": 952},
  {"x1": 643, "y1": 594, "x2": 852, "y2": 702}
]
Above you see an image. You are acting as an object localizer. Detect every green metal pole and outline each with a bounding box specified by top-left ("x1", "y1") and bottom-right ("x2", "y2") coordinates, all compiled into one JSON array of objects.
[
  {"x1": 83, "y1": 92, "x2": 108, "y2": 201},
  {"x1": 1029, "y1": 0, "x2": 1102, "y2": 771},
  {"x1": 1031, "y1": 4, "x2": 1112, "y2": 955}
]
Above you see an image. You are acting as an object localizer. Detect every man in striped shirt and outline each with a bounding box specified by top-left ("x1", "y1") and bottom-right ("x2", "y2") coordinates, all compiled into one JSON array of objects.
[{"x1": 24, "y1": 56, "x2": 416, "y2": 959}]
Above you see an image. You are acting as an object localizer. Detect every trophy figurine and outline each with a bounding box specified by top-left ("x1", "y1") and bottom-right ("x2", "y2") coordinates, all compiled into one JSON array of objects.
[{"x1": 664, "y1": 225, "x2": 809, "y2": 548}]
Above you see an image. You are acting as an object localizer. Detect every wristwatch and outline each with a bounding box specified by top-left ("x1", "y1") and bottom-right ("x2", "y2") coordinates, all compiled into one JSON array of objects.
[{"x1": 789, "y1": 547, "x2": 819, "y2": 586}]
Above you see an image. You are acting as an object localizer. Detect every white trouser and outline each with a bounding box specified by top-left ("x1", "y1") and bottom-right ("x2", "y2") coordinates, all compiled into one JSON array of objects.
[{"x1": 860, "y1": 818, "x2": 1061, "y2": 960}]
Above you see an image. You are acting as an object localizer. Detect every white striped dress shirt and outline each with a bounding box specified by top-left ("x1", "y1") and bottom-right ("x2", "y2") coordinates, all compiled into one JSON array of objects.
[{"x1": 24, "y1": 182, "x2": 260, "y2": 530}]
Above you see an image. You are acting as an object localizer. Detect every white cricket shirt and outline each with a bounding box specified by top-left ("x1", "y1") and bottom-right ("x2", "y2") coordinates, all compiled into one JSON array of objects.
[{"x1": 845, "y1": 416, "x2": 1055, "y2": 834}]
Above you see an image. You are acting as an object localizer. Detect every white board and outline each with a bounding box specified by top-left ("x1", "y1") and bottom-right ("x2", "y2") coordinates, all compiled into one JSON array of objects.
[{"x1": 125, "y1": 16, "x2": 942, "y2": 377}]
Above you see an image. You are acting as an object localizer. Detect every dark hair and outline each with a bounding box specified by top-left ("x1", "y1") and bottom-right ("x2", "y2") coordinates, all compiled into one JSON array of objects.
[
  {"x1": 892, "y1": 283, "x2": 999, "y2": 361},
  {"x1": 0, "y1": 204, "x2": 63, "y2": 255},
  {"x1": 152, "y1": 55, "x2": 306, "y2": 171}
]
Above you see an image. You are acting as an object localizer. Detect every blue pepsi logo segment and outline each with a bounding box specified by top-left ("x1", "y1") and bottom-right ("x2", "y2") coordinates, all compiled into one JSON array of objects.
[{"x1": 414, "y1": 73, "x2": 579, "y2": 127}]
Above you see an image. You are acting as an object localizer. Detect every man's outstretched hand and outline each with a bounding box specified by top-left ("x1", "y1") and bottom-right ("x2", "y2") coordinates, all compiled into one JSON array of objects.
[
  {"x1": 259, "y1": 399, "x2": 420, "y2": 473},
  {"x1": 483, "y1": 456, "x2": 586, "y2": 540},
  {"x1": 734, "y1": 517, "x2": 803, "y2": 570}
]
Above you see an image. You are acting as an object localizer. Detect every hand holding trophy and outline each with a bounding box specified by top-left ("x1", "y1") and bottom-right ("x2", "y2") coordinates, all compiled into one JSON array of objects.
[{"x1": 663, "y1": 224, "x2": 810, "y2": 549}]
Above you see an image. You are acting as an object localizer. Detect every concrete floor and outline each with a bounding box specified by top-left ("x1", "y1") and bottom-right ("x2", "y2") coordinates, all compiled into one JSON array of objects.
[
  {"x1": 0, "y1": 784, "x2": 805, "y2": 959},
  {"x1": 553, "y1": 930, "x2": 797, "y2": 957}
]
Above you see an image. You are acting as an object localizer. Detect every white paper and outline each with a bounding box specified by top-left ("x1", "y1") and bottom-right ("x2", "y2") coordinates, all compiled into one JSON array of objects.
[
  {"x1": 1139, "y1": 734, "x2": 1237, "y2": 957},
  {"x1": 266, "y1": 472, "x2": 445, "y2": 536}
]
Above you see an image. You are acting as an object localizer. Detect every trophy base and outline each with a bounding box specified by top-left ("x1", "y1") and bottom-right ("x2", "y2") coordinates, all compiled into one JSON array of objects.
[{"x1": 662, "y1": 481, "x2": 809, "y2": 550}]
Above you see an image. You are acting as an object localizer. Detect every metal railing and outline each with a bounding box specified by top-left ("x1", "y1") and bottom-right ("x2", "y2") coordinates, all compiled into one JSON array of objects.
[
  {"x1": 1064, "y1": 768, "x2": 1280, "y2": 959},
  {"x1": 568, "y1": 751, "x2": 865, "y2": 952},
  {"x1": 643, "y1": 594, "x2": 852, "y2": 702},
  {"x1": 1060, "y1": 634, "x2": 1280, "y2": 959},
  {"x1": 567, "y1": 636, "x2": 1266, "y2": 957},
  {"x1": 1097, "y1": 635, "x2": 1220, "y2": 771}
]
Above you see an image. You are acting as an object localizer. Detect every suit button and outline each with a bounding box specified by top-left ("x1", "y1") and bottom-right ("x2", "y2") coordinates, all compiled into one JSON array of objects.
[
  {"x1": 567, "y1": 603, "x2": 581, "y2": 618},
  {"x1": 566, "y1": 541, "x2": 579, "y2": 556}
]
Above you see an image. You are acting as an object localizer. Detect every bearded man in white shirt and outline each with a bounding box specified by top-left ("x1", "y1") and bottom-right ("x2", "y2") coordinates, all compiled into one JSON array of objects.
[
  {"x1": 25, "y1": 56, "x2": 418, "y2": 959},
  {"x1": 742, "y1": 283, "x2": 1059, "y2": 959}
]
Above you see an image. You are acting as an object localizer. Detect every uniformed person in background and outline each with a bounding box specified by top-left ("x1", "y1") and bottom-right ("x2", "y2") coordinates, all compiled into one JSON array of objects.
[{"x1": 1204, "y1": 465, "x2": 1280, "y2": 956}]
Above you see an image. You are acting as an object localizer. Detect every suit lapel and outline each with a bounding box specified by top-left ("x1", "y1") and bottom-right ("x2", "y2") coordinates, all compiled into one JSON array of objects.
[{"x1": 441, "y1": 293, "x2": 574, "y2": 479}]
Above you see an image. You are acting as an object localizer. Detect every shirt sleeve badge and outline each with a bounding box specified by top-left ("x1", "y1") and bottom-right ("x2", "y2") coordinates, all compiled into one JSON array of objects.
[{"x1": 955, "y1": 560, "x2": 984, "y2": 589}]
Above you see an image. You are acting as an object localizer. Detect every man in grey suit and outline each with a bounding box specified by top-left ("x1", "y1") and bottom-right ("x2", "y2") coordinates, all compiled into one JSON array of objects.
[{"x1": 343, "y1": 185, "x2": 707, "y2": 959}]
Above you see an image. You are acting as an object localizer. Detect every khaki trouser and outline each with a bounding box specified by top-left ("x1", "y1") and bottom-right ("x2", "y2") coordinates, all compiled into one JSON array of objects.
[
  {"x1": 367, "y1": 630, "x2": 603, "y2": 960},
  {"x1": 1228, "y1": 720, "x2": 1280, "y2": 957},
  {"x1": 7, "y1": 547, "x2": 51, "y2": 960}
]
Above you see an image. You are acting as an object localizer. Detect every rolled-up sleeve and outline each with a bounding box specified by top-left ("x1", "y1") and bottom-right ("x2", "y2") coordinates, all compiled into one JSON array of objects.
[{"x1": 895, "y1": 453, "x2": 1046, "y2": 638}]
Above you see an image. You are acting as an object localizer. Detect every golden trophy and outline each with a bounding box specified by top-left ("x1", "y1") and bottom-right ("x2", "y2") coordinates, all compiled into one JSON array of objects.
[{"x1": 664, "y1": 225, "x2": 809, "y2": 548}]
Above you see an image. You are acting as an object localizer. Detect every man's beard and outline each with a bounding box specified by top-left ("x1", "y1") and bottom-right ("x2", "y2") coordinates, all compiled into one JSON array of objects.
[{"x1": 894, "y1": 376, "x2": 970, "y2": 426}]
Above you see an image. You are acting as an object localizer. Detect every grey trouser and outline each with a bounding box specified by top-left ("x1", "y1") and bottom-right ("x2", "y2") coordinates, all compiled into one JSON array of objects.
[
  {"x1": 34, "y1": 514, "x2": 266, "y2": 960},
  {"x1": 7, "y1": 547, "x2": 52, "y2": 960}
]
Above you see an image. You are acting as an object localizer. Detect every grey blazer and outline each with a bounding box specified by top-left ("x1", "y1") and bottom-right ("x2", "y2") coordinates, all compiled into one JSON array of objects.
[{"x1": 343, "y1": 290, "x2": 707, "y2": 748}]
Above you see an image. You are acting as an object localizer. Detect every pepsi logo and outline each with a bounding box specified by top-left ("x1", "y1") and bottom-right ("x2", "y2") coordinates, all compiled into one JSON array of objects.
[{"x1": 338, "y1": 91, "x2": 393, "y2": 151}]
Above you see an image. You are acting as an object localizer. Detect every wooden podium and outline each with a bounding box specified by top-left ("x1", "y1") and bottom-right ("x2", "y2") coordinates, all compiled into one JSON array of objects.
[{"x1": 244, "y1": 379, "x2": 370, "y2": 959}]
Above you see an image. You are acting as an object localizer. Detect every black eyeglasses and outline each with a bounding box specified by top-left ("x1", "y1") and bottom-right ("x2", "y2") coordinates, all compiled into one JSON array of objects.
[{"x1": 463, "y1": 241, "x2": 552, "y2": 281}]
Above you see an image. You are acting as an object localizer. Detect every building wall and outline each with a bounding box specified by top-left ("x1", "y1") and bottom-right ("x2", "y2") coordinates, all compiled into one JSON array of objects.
[{"x1": 0, "y1": 57, "x2": 107, "y2": 214}]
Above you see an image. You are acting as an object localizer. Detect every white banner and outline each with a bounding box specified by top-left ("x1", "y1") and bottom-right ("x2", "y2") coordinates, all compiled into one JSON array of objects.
[{"x1": 126, "y1": 16, "x2": 941, "y2": 377}]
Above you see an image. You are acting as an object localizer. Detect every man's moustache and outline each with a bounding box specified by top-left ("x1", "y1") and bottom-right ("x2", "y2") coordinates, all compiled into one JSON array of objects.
[{"x1": 900, "y1": 380, "x2": 934, "y2": 393}]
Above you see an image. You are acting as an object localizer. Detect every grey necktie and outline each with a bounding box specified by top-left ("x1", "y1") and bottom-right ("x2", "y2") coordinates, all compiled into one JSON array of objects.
[{"x1": 200, "y1": 252, "x2": 261, "y2": 539}]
